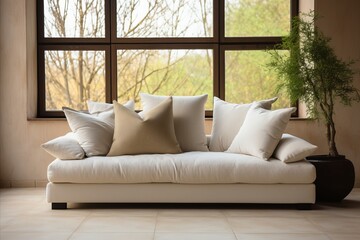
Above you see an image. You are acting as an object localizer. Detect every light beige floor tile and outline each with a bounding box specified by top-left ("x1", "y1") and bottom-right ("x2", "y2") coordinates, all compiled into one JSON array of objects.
[
  {"x1": 0, "y1": 216, "x2": 16, "y2": 229},
  {"x1": 227, "y1": 217, "x2": 321, "y2": 233},
  {"x1": 70, "y1": 232, "x2": 154, "y2": 240},
  {"x1": 77, "y1": 216, "x2": 156, "y2": 233},
  {"x1": 0, "y1": 202, "x2": 37, "y2": 217},
  {"x1": 341, "y1": 188, "x2": 360, "y2": 197},
  {"x1": 90, "y1": 209, "x2": 158, "y2": 217},
  {"x1": 236, "y1": 233, "x2": 330, "y2": 240},
  {"x1": 0, "y1": 188, "x2": 45, "y2": 200},
  {"x1": 327, "y1": 233, "x2": 360, "y2": 240},
  {"x1": 308, "y1": 217, "x2": 360, "y2": 233},
  {"x1": 26, "y1": 203, "x2": 92, "y2": 217},
  {"x1": 156, "y1": 216, "x2": 232, "y2": 233},
  {"x1": 298, "y1": 198, "x2": 360, "y2": 218},
  {"x1": 1, "y1": 216, "x2": 85, "y2": 233},
  {"x1": 158, "y1": 209, "x2": 224, "y2": 217},
  {"x1": 298, "y1": 207, "x2": 360, "y2": 218},
  {"x1": 0, "y1": 195, "x2": 43, "y2": 203},
  {"x1": 223, "y1": 209, "x2": 302, "y2": 218},
  {"x1": 154, "y1": 232, "x2": 237, "y2": 240},
  {"x1": 1, "y1": 188, "x2": 360, "y2": 239},
  {"x1": 0, "y1": 232, "x2": 71, "y2": 240}
]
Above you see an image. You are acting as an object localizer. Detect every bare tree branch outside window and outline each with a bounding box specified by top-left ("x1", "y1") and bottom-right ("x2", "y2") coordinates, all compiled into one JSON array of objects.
[{"x1": 39, "y1": 0, "x2": 293, "y2": 115}]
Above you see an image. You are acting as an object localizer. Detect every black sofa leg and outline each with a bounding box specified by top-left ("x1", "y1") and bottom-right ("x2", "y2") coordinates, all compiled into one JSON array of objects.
[
  {"x1": 296, "y1": 203, "x2": 312, "y2": 210},
  {"x1": 52, "y1": 202, "x2": 67, "y2": 210}
]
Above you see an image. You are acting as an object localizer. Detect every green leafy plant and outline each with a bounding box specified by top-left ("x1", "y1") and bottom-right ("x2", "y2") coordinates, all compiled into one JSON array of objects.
[{"x1": 267, "y1": 11, "x2": 360, "y2": 157}]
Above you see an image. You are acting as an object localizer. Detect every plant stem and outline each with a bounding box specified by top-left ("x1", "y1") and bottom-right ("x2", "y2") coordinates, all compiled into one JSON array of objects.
[{"x1": 327, "y1": 120, "x2": 339, "y2": 157}]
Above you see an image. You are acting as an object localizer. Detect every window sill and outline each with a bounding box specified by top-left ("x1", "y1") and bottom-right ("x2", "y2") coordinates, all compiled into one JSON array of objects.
[
  {"x1": 27, "y1": 117, "x2": 67, "y2": 121},
  {"x1": 28, "y1": 117, "x2": 313, "y2": 121},
  {"x1": 289, "y1": 117, "x2": 313, "y2": 121}
]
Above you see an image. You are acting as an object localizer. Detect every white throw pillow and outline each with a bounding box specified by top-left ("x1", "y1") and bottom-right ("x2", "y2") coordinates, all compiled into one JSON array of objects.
[
  {"x1": 227, "y1": 103, "x2": 296, "y2": 160},
  {"x1": 63, "y1": 108, "x2": 114, "y2": 157},
  {"x1": 209, "y1": 97, "x2": 278, "y2": 152},
  {"x1": 63, "y1": 101, "x2": 135, "y2": 157},
  {"x1": 87, "y1": 100, "x2": 135, "y2": 115},
  {"x1": 140, "y1": 93, "x2": 208, "y2": 152},
  {"x1": 87, "y1": 100, "x2": 135, "y2": 127},
  {"x1": 41, "y1": 132, "x2": 85, "y2": 160},
  {"x1": 273, "y1": 134, "x2": 318, "y2": 163}
]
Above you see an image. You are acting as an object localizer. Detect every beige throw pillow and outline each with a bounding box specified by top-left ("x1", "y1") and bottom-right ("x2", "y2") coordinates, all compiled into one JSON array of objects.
[
  {"x1": 140, "y1": 93, "x2": 208, "y2": 152},
  {"x1": 209, "y1": 97, "x2": 278, "y2": 152},
  {"x1": 227, "y1": 103, "x2": 296, "y2": 160},
  {"x1": 108, "y1": 97, "x2": 182, "y2": 156}
]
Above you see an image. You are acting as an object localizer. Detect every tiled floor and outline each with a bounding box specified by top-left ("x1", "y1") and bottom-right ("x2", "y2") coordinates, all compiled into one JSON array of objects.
[{"x1": 0, "y1": 188, "x2": 359, "y2": 240}]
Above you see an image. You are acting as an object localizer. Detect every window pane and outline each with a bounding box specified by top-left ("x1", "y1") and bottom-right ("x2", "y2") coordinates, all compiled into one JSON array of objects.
[
  {"x1": 45, "y1": 50, "x2": 106, "y2": 110},
  {"x1": 225, "y1": 0, "x2": 290, "y2": 37},
  {"x1": 116, "y1": 0, "x2": 213, "y2": 38},
  {"x1": 44, "y1": 0, "x2": 105, "y2": 38},
  {"x1": 117, "y1": 49, "x2": 213, "y2": 109},
  {"x1": 225, "y1": 50, "x2": 289, "y2": 108}
]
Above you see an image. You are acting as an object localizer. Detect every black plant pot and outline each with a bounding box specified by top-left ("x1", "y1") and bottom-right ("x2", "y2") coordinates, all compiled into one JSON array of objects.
[{"x1": 306, "y1": 155, "x2": 355, "y2": 202}]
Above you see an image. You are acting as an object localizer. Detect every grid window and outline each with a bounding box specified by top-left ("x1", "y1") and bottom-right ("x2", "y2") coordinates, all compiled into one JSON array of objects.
[{"x1": 37, "y1": 0, "x2": 298, "y2": 117}]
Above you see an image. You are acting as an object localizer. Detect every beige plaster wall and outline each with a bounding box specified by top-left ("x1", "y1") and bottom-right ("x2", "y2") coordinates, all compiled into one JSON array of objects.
[
  {"x1": 0, "y1": 0, "x2": 359, "y2": 188},
  {"x1": 0, "y1": 0, "x2": 70, "y2": 187},
  {"x1": 313, "y1": 0, "x2": 360, "y2": 187}
]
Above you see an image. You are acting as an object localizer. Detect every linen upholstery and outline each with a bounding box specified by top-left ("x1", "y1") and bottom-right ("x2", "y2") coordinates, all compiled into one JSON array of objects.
[
  {"x1": 140, "y1": 93, "x2": 208, "y2": 152},
  {"x1": 227, "y1": 104, "x2": 296, "y2": 160},
  {"x1": 47, "y1": 151, "x2": 316, "y2": 184},
  {"x1": 107, "y1": 98, "x2": 181, "y2": 156},
  {"x1": 46, "y1": 183, "x2": 316, "y2": 204},
  {"x1": 41, "y1": 132, "x2": 85, "y2": 160},
  {"x1": 209, "y1": 97, "x2": 278, "y2": 152},
  {"x1": 87, "y1": 100, "x2": 135, "y2": 120},
  {"x1": 63, "y1": 101, "x2": 134, "y2": 157},
  {"x1": 63, "y1": 108, "x2": 114, "y2": 157},
  {"x1": 273, "y1": 134, "x2": 318, "y2": 163}
]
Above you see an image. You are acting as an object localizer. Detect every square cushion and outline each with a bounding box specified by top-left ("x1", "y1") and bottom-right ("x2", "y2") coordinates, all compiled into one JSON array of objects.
[
  {"x1": 227, "y1": 103, "x2": 296, "y2": 160},
  {"x1": 64, "y1": 101, "x2": 135, "y2": 157},
  {"x1": 63, "y1": 108, "x2": 113, "y2": 157},
  {"x1": 140, "y1": 93, "x2": 208, "y2": 152},
  {"x1": 87, "y1": 100, "x2": 135, "y2": 126},
  {"x1": 108, "y1": 97, "x2": 181, "y2": 155},
  {"x1": 209, "y1": 97, "x2": 278, "y2": 152},
  {"x1": 273, "y1": 134, "x2": 318, "y2": 163},
  {"x1": 87, "y1": 100, "x2": 135, "y2": 115},
  {"x1": 41, "y1": 132, "x2": 85, "y2": 160}
]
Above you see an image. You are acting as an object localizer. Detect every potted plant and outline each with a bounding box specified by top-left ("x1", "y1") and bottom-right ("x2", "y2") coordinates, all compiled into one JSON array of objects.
[{"x1": 267, "y1": 11, "x2": 360, "y2": 201}]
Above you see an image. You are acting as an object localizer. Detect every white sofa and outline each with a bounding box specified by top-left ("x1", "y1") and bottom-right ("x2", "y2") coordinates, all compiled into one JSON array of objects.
[
  {"x1": 44, "y1": 96, "x2": 317, "y2": 210},
  {"x1": 46, "y1": 150, "x2": 316, "y2": 209}
]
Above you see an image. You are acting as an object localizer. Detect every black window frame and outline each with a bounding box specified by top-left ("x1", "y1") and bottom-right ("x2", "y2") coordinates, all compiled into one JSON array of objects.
[{"x1": 37, "y1": 0, "x2": 299, "y2": 118}]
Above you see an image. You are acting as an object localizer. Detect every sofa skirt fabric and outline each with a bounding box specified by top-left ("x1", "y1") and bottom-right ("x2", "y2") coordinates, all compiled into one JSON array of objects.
[
  {"x1": 46, "y1": 183, "x2": 316, "y2": 204},
  {"x1": 47, "y1": 152, "x2": 316, "y2": 184}
]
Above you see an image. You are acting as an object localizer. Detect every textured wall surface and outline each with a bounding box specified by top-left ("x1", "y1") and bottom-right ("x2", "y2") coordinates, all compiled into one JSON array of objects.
[{"x1": 0, "y1": 0, "x2": 359, "y2": 187}]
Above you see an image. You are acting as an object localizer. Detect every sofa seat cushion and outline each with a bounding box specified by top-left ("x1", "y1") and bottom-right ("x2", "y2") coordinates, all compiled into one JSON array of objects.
[{"x1": 47, "y1": 152, "x2": 316, "y2": 184}]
